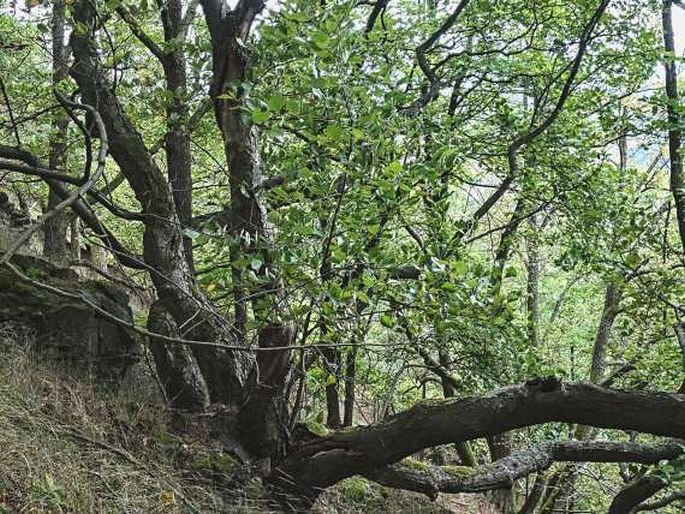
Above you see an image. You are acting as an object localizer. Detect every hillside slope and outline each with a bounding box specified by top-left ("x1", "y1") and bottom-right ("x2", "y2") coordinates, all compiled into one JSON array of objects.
[{"x1": 0, "y1": 322, "x2": 497, "y2": 513}]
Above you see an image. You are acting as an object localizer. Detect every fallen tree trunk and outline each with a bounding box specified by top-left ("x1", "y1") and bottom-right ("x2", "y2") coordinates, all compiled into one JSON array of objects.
[{"x1": 271, "y1": 377, "x2": 685, "y2": 503}]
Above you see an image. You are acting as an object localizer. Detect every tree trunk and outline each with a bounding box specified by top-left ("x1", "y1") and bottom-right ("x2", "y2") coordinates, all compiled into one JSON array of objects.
[
  {"x1": 526, "y1": 217, "x2": 541, "y2": 347},
  {"x1": 343, "y1": 348, "x2": 356, "y2": 427},
  {"x1": 590, "y1": 283, "x2": 622, "y2": 384},
  {"x1": 271, "y1": 379, "x2": 685, "y2": 505},
  {"x1": 199, "y1": 0, "x2": 293, "y2": 464},
  {"x1": 70, "y1": 1, "x2": 254, "y2": 408},
  {"x1": 148, "y1": 299, "x2": 210, "y2": 410},
  {"x1": 487, "y1": 433, "x2": 515, "y2": 514},
  {"x1": 160, "y1": 0, "x2": 194, "y2": 272},
  {"x1": 43, "y1": 0, "x2": 70, "y2": 265},
  {"x1": 324, "y1": 347, "x2": 342, "y2": 429},
  {"x1": 662, "y1": 0, "x2": 685, "y2": 254}
]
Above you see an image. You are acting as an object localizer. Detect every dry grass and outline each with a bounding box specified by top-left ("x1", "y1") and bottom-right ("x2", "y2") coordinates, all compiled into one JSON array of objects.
[
  {"x1": 0, "y1": 322, "x2": 272, "y2": 513},
  {"x1": 0, "y1": 323, "x2": 497, "y2": 513}
]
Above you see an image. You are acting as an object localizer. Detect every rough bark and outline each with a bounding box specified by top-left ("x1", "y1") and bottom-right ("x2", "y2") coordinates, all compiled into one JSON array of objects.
[
  {"x1": 343, "y1": 348, "x2": 356, "y2": 427},
  {"x1": 589, "y1": 284, "x2": 622, "y2": 407},
  {"x1": 199, "y1": 0, "x2": 293, "y2": 463},
  {"x1": 147, "y1": 299, "x2": 210, "y2": 411},
  {"x1": 365, "y1": 441, "x2": 682, "y2": 499},
  {"x1": 636, "y1": 490, "x2": 685, "y2": 511},
  {"x1": 609, "y1": 476, "x2": 668, "y2": 514},
  {"x1": 271, "y1": 377, "x2": 685, "y2": 502},
  {"x1": 43, "y1": 0, "x2": 70, "y2": 264},
  {"x1": 324, "y1": 347, "x2": 343, "y2": 429},
  {"x1": 526, "y1": 217, "x2": 540, "y2": 347},
  {"x1": 662, "y1": 0, "x2": 685, "y2": 254},
  {"x1": 160, "y1": 0, "x2": 195, "y2": 271},
  {"x1": 518, "y1": 472, "x2": 547, "y2": 514},
  {"x1": 487, "y1": 432, "x2": 515, "y2": 513},
  {"x1": 70, "y1": 0, "x2": 253, "y2": 406}
]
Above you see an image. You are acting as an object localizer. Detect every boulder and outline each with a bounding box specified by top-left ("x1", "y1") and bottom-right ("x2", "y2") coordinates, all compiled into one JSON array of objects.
[{"x1": 0, "y1": 254, "x2": 140, "y2": 385}]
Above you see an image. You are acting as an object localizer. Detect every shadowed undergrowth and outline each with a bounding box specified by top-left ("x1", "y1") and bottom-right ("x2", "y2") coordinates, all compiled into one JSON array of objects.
[
  {"x1": 0, "y1": 322, "x2": 494, "y2": 513},
  {"x1": 0, "y1": 322, "x2": 271, "y2": 513}
]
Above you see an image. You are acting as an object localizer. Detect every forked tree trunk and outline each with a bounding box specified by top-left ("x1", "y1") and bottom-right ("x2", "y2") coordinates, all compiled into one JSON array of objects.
[
  {"x1": 199, "y1": 0, "x2": 293, "y2": 463},
  {"x1": 70, "y1": 1, "x2": 254, "y2": 409}
]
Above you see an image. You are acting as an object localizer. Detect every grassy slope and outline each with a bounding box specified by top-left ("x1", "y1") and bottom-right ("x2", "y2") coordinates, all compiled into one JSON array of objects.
[
  {"x1": 0, "y1": 323, "x2": 268, "y2": 513},
  {"x1": 0, "y1": 323, "x2": 494, "y2": 513}
]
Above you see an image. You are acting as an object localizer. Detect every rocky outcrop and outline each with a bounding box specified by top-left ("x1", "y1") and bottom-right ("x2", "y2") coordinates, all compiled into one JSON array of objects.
[{"x1": 0, "y1": 254, "x2": 140, "y2": 385}]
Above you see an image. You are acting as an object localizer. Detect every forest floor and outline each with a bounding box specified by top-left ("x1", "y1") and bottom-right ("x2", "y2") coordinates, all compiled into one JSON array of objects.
[{"x1": 0, "y1": 323, "x2": 497, "y2": 513}]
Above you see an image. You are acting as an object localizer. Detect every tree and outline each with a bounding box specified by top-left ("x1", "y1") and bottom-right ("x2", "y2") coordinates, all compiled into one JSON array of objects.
[{"x1": 1, "y1": 0, "x2": 684, "y2": 510}]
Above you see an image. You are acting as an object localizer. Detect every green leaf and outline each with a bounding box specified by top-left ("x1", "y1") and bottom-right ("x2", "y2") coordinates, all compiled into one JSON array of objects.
[
  {"x1": 267, "y1": 94, "x2": 286, "y2": 111},
  {"x1": 387, "y1": 160, "x2": 402, "y2": 176},
  {"x1": 252, "y1": 109, "x2": 270, "y2": 124},
  {"x1": 379, "y1": 313, "x2": 394, "y2": 328},
  {"x1": 325, "y1": 124, "x2": 343, "y2": 140},
  {"x1": 311, "y1": 32, "x2": 331, "y2": 49},
  {"x1": 250, "y1": 257, "x2": 263, "y2": 271}
]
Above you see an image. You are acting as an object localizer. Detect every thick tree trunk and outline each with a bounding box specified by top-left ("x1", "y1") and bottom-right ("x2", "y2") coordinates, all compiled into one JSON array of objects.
[
  {"x1": 148, "y1": 299, "x2": 210, "y2": 410},
  {"x1": 271, "y1": 378, "x2": 685, "y2": 503},
  {"x1": 43, "y1": 0, "x2": 70, "y2": 264},
  {"x1": 70, "y1": 1, "x2": 253, "y2": 407}
]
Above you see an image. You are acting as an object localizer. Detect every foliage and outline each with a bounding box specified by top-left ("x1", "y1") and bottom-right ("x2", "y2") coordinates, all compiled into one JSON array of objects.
[{"x1": 1, "y1": 0, "x2": 684, "y2": 510}]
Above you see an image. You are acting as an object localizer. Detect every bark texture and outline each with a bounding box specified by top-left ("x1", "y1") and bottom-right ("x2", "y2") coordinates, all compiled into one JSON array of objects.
[
  {"x1": 70, "y1": 1, "x2": 253, "y2": 407},
  {"x1": 609, "y1": 476, "x2": 668, "y2": 514},
  {"x1": 271, "y1": 378, "x2": 685, "y2": 502},
  {"x1": 199, "y1": 0, "x2": 293, "y2": 462},
  {"x1": 366, "y1": 441, "x2": 682, "y2": 499},
  {"x1": 662, "y1": 0, "x2": 685, "y2": 254},
  {"x1": 43, "y1": 0, "x2": 71, "y2": 264}
]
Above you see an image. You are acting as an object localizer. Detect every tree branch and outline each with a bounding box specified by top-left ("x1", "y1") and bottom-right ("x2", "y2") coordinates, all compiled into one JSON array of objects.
[
  {"x1": 636, "y1": 489, "x2": 685, "y2": 511},
  {"x1": 365, "y1": 441, "x2": 683, "y2": 499},
  {"x1": 272, "y1": 377, "x2": 685, "y2": 500},
  {"x1": 609, "y1": 475, "x2": 668, "y2": 514},
  {"x1": 116, "y1": 5, "x2": 166, "y2": 62}
]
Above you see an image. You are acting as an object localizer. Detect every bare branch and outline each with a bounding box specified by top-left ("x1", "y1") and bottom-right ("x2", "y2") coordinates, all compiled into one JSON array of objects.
[
  {"x1": 366, "y1": 441, "x2": 683, "y2": 499},
  {"x1": 116, "y1": 5, "x2": 166, "y2": 62},
  {"x1": 1, "y1": 97, "x2": 108, "y2": 264}
]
